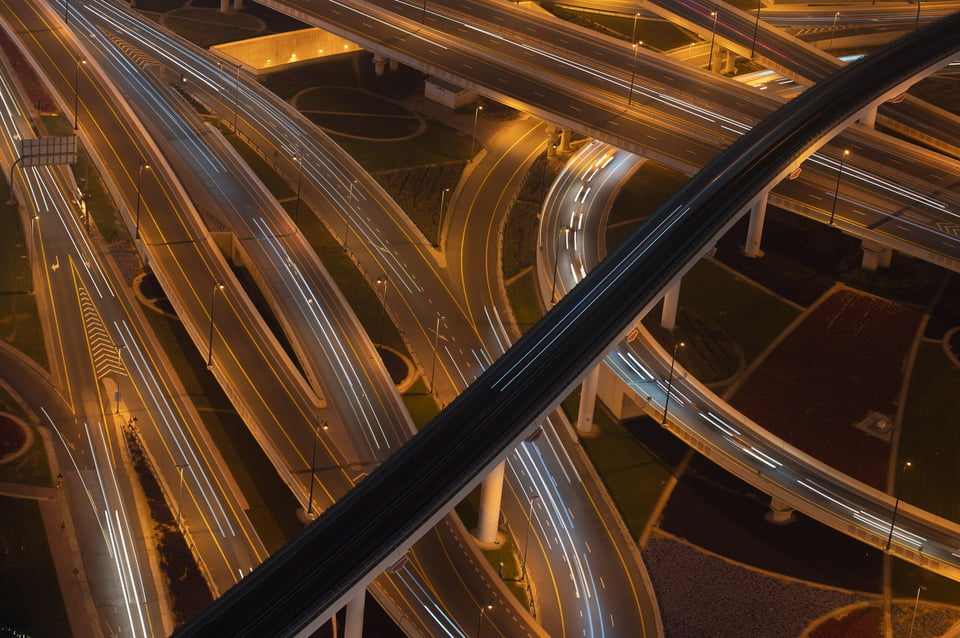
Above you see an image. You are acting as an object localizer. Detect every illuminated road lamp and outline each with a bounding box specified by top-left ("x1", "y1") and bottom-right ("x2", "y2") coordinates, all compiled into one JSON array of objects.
[
  {"x1": 471, "y1": 104, "x2": 484, "y2": 158},
  {"x1": 661, "y1": 340, "x2": 685, "y2": 424},
  {"x1": 429, "y1": 313, "x2": 444, "y2": 395},
  {"x1": 750, "y1": 0, "x2": 762, "y2": 58},
  {"x1": 375, "y1": 275, "x2": 389, "y2": 345},
  {"x1": 73, "y1": 57, "x2": 86, "y2": 131},
  {"x1": 176, "y1": 463, "x2": 189, "y2": 531},
  {"x1": 829, "y1": 12, "x2": 840, "y2": 52},
  {"x1": 306, "y1": 419, "x2": 328, "y2": 517},
  {"x1": 628, "y1": 41, "x2": 642, "y2": 106},
  {"x1": 134, "y1": 159, "x2": 151, "y2": 240},
  {"x1": 475, "y1": 601, "x2": 494, "y2": 638},
  {"x1": 207, "y1": 281, "x2": 225, "y2": 367},
  {"x1": 885, "y1": 460, "x2": 912, "y2": 552},
  {"x1": 520, "y1": 495, "x2": 541, "y2": 580},
  {"x1": 437, "y1": 187, "x2": 450, "y2": 247},
  {"x1": 829, "y1": 148, "x2": 850, "y2": 225},
  {"x1": 708, "y1": 10, "x2": 718, "y2": 71}
]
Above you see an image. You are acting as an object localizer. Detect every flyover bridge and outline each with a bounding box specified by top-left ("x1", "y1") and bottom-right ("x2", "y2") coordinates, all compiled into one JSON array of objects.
[{"x1": 173, "y1": 13, "x2": 960, "y2": 638}]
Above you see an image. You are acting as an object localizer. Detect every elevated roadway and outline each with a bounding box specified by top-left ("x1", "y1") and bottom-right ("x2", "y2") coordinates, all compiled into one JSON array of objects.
[{"x1": 173, "y1": 13, "x2": 960, "y2": 638}]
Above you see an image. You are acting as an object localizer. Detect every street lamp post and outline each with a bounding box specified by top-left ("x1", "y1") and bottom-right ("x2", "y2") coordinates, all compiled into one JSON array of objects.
[
  {"x1": 429, "y1": 314, "x2": 443, "y2": 395},
  {"x1": 134, "y1": 159, "x2": 150, "y2": 240},
  {"x1": 207, "y1": 281, "x2": 224, "y2": 367},
  {"x1": 293, "y1": 151, "x2": 304, "y2": 224},
  {"x1": 908, "y1": 585, "x2": 926, "y2": 638},
  {"x1": 73, "y1": 57, "x2": 85, "y2": 131},
  {"x1": 829, "y1": 11, "x2": 840, "y2": 52},
  {"x1": 233, "y1": 63, "x2": 241, "y2": 132},
  {"x1": 307, "y1": 419, "x2": 328, "y2": 517},
  {"x1": 114, "y1": 343, "x2": 125, "y2": 414},
  {"x1": 376, "y1": 276, "x2": 389, "y2": 345},
  {"x1": 216, "y1": 61, "x2": 223, "y2": 122},
  {"x1": 915, "y1": 0, "x2": 921, "y2": 29},
  {"x1": 437, "y1": 187, "x2": 450, "y2": 247},
  {"x1": 750, "y1": 0, "x2": 762, "y2": 58},
  {"x1": 520, "y1": 496, "x2": 540, "y2": 581},
  {"x1": 708, "y1": 10, "x2": 718, "y2": 71},
  {"x1": 176, "y1": 463, "x2": 188, "y2": 531},
  {"x1": 344, "y1": 179, "x2": 357, "y2": 252},
  {"x1": 885, "y1": 460, "x2": 912, "y2": 552},
  {"x1": 628, "y1": 41, "x2": 642, "y2": 106},
  {"x1": 471, "y1": 104, "x2": 484, "y2": 158},
  {"x1": 829, "y1": 149, "x2": 850, "y2": 225},
  {"x1": 475, "y1": 601, "x2": 493, "y2": 638},
  {"x1": 661, "y1": 340, "x2": 685, "y2": 424},
  {"x1": 550, "y1": 226, "x2": 572, "y2": 304}
]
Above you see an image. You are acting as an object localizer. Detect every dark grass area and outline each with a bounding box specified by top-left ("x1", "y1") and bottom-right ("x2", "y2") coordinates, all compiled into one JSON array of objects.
[
  {"x1": 898, "y1": 342, "x2": 960, "y2": 523},
  {"x1": 0, "y1": 496, "x2": 70, "y2": 638},
  {"x1": 729, "y1": 289, "x2": 922, "y2": 490},
  {"x1": 307, "y1": 591, "x2": 405, "y2": 638},
  {"x1": 295, "y1": 87, "x2": 413, "y2": 117},
  {"x1": 0, "y1": 416, "x2": 49, "y2": 487},
  {"x1": 659, "y1": 453, "x2": 885, "y2": 592}
]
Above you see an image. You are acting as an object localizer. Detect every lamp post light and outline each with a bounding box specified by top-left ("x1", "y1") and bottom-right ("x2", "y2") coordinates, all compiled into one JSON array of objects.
[
  {"x1": 471, "y1": 104, "x2": 484, "y2": 158},
  {"x1": 134, "y1": 159, "x2": 150, "y2": 240},
  {"x1": 829, "y1": 148, "x2": 850, "y2": 225},
  {"x1": 708, "y1": 10, "x2": 718, "y2": 71},
  {"x1": 661, "y1": 340, "x2": 685, "y2": 424},
  {"x1": 175, "y1": 463, "x2": 189, "y2": 531},
  {"x1": 207, "y1": 281, "x2": 224, "y2": 367},
  {"x1": 750, "y1": 0, "x2": 762, "y2": 58},
  {"x1": 216, "y1": 61, "x2": 223, "y2": 122},
  {"x1": 306, "y1": 419, "x2": 328, "y2": 517},
  {"x1": 375, "y1": 276, "x2": 389, "y2": 345},
  {"x1": 233, "y1": 63, "x2": 241, "y2": 132},
  {"x1": 829, "y1": 11, "x2": 840, "y2": 52},
  {"x1": 915, "y1": 0, "x2": 921, "y2": 29},
  {"x1": 885, "y1": 460, "x2": 912, "y2": 552},
  {"x1": 429, "y1": 313, "x2": 444, "y2": 395},
  {"x1": 293, "y1": 151, "x2": 304, "y2": 224},
  {"x1": 628, "y1": 41, "x2": 642, "y2": 106},
  {"x1": 114, "y1": 343, "x2": 125, "y2": 414},
  {"x1": 550, "y1": 226, "x2": 572, "y2": 304},
  {"x1": 908, "y1": 585, "x2": 927, "y2": 638},
  {"x1": 437, "y1": 187, "x2": 450, "y2": 247},
  {"x1": 73, "y1": 57, "x2": 86, "y2": 131},
  {"x1": 475, "y1": 601, "x2": 493, "y2": 638},
  {"x1": 520, "y1": 495, "x2": 540, "y2": 581}
]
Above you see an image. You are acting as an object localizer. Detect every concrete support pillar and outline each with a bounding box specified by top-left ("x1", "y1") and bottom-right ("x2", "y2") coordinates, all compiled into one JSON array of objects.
[
  {"x1": 660, "y1": 280, "x2": 681, "y2": 331},
  {"x1": 389, "y1": 58, "x2": 399, "y2": 72},
  {"x1": 559, "y1": 128, "x2": 572, "y2": 153},
  {"x1": 859, "y1": 104, "x2": 878, "y2": 129},
  {"x1": 546, "y1": 127, "x2": 560, "y2": 158},
  {"x1": 373, "y1": 54, "x2": 388, "y2": 76},
  {"x1": 577, "y1": 366, "x2": 601, "y2": 437},
  {"x1": 861, "y1": 239, "x2": 883, "y2": 272},
  {"x1": 744, "y1": 190, "x2": 768, "y2": 258},
  {"x1": 233, "y1": 0, "x2": 243, "y2": 9},
  {"x1": 765, "y1": 496, "x2": 796, "y2": 524},
  {"x1": 723, "y1": 50, "x2": 736, "y2": 74},
  {"x1": 476, "y1": 461, "x2": 506, "y2": 544},
  {"x1": 344, "y1": 593, "x2": 365, "y2": 638},
  {"x1": 220, "y1": 0, "x2": 229, "y2": 12},
  {"x1": 879, "y1": 246, "x2": 893, "y2": 269}
]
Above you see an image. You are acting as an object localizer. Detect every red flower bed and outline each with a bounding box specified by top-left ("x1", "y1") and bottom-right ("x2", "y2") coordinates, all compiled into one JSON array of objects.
[{"x1": 731, "y1": 289, "x2": 921, "y2": 489}]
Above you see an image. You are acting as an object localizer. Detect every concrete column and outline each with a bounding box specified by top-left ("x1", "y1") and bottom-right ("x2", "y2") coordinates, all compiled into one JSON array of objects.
[
  {"x1": 233, "y1": 0, "x2": 243, "y2": 9},
  {"x1": 476, "y1": 461, "x2": 506, "y2": 544},
  {"x1": 879, "y1": 246, "x2": 893, "y2": 269},
  {"x1": 859, "y1": 104, "x2": 878, "y2": 129},
  {"x1": 559, "y1": 128, "x2": 572, "y2": 153},
  {"x1": 744, "y1": 190, "x2": 768, "y2": 258},
  {"x1": 723, "y1": 50, "x2": 736, "y2": 74},
  {"x1": 861, "y1": 239, "x2": 883, "y2": 272},
  {"x1": 389, "y1": 58, "x2": 399, "y2": 72},
  {"x1": 373, "y1": 54, "x2": 388, "y2": 76},
  {"x1": 344, "y1": 593, "x2": 365, "y2": 638},
  {"x1": 765, "y1": 497, "x2": 795, "y2": 524},
  {"x1": 220, "y1": 0, "x2": 229, "y2": 12},
  {"x1": 660, "y1": 280, "x2": 681, "y2": 331},
  {"x1": 577, "y1": 366, "x2": 601, "y2": 437}
]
